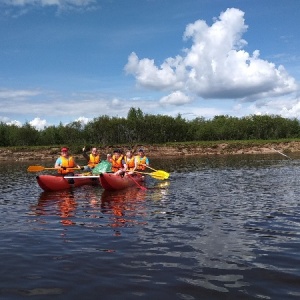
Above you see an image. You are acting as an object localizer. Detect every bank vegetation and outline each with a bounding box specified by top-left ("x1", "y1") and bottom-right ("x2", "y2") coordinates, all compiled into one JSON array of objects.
[{"x1": 1, "y1": 108, "x2": 300, "y2": 159}]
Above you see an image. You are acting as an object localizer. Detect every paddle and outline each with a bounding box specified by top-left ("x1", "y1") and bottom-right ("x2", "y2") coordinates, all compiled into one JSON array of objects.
[
  {"x1": 142, "y1": 165, "x2": 170, "y2": 179},
  {"x1": 64, "y1": 175, "x2": 100, "y2": 179},
  {"x1": 126, "y1": 173, "x2": 147, "y2": 190},
  {"x1": 132, "y1": 170, "x2": 168, "y2": 180},
  {"x1": 27, "y1": 165, "x2": 81, "y2": 172},
  {"x1": 272, "y1": 148, "x2": 292, "y2": 160}
]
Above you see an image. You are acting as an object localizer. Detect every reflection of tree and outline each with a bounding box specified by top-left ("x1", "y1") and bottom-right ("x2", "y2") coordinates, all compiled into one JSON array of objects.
[
  {"x1": 34, "y1": 191, "x2": 77, "y2": 226},
  {"x1": 100, "y1": 189, "x2": 147, "y2": 234}
]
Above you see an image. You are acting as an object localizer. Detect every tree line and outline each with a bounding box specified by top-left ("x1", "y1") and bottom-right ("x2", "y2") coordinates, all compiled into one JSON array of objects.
[{"x1": 1, "y1": 107, "x2": 300, "y2": 147}]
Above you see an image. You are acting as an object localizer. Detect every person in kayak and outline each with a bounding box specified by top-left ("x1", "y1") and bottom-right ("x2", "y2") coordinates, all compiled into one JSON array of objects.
[
  {"x1": 135, "y1": 148, "x2": 149, "y2": 171},
  {"x1": 107, "y1": 149, "x2": 126, "y2": 176},
  {"x1": 124, "y1": 150, "x2": 136, "y2": 174},
  {"x1": 54, "y1": 147, "x2": 81, "y2": 177},
  {"x1": 82, "y1": 146, "x2": 101, "y2": 172}
]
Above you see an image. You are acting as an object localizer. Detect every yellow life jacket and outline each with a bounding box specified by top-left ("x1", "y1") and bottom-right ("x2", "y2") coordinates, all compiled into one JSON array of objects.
[
  {"x1": 58, "y1": 156, "x2": 75, "y2": 175},
  {"x1": 111, "y1": 155, "x2": 124, "y2": 173},
  {"x1": 88, "y1": 153, "x2": 100, "y2": 168},
  {"x1": 136, "y1": 155, "x2": 148, "y2": 170}
]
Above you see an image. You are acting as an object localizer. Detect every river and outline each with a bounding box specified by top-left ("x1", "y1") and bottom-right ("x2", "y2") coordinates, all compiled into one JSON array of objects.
[{"x1": 0, "y1": 154, "x2": 299, "y2": 299}]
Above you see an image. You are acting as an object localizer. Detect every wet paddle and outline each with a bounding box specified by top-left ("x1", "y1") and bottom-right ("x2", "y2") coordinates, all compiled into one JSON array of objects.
[
  {"x1": 126, "y1": 174, "x2": 147, "y2": 190},
  {"x1": 64, "y1": 175, "x2": 100, "y2": 179},
  {"x1": 132, "y1": 170, "x2": 168, "y2": 180},
  {"x1": 27, "y1": 165, "x2": 81, "y2": 172},
  {"x1": 272, "y1": 148, "x2": 292, "y2": 160},
  {"x1": 142, "y1": 165, "x2": 170, "y2": 179}
]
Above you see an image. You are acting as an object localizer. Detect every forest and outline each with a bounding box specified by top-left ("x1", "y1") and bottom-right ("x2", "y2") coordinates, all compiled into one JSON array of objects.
[{"x1": 1, "y1": 107, "x2": 300, "y2": 147}]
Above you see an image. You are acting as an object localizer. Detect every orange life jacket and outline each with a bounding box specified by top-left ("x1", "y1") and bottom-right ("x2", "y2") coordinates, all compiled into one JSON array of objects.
[
  {"x1": 111, "y1": 155, "x2": 124, "y2": 173},
  {"x1": 88, "y1": 153, "x2": 100, "y2": 168},
  {"x1": 136, "y1": 155, "x2": 148, "y2": 170},
  {"x1": 58, "y1": 156, "x2": 76, "y2": 175},
  {"x1": 124, "y1": 156, "x2": 135, "y2": 170}
]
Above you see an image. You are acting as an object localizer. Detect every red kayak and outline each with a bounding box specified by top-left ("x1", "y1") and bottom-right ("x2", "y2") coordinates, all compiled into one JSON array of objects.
[
  {"x1": 36, "y1": 174, "x2": 100, "y2": 192},
  {"x1": 99, "y1": 173, "x2": 145, "y2": 191}
]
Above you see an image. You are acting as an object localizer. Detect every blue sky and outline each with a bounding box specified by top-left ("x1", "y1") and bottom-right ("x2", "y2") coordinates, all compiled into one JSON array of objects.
[{"x1": 0, "y1": 0, "x2": 299, "y2": 130}]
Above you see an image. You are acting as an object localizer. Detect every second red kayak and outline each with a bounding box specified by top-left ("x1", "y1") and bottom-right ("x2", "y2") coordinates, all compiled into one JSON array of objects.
[{"x1": 99, "y1": 173, "x2": 145, "y2": 191}]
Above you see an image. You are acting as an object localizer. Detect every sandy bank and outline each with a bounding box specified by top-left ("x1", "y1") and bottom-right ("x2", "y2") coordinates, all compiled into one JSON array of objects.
[{"x1": 0, "y1": 141, "x2": 299, "y2": 162}]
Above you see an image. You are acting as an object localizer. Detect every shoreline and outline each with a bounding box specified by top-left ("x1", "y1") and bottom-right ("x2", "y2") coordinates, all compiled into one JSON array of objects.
[{"x1": 0, "y1": 141, "x2": 299, "y2": 162}]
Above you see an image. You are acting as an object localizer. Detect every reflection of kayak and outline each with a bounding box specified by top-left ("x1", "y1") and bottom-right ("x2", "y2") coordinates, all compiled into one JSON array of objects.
[
  {"x1": 36, "y1": 174, "x2": 99, "y2": 192},
  {"x1": 99, "y1": 173, "x2": 144, "y2": 191}
]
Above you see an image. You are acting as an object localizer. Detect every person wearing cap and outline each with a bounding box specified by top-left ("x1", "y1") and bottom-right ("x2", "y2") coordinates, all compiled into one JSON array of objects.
[
  {"x1": 109, "y1": 149, "x2": 126, "y2": 175},
  {"x1": 82, "y1": 146, "x2": 101, "y2": 172},
  {"x1": 135, "y1": 148, "x2": 149, "y2": 171},
  {"x1": 54, "y1": 147, "x2": 81, "y2": 175}
]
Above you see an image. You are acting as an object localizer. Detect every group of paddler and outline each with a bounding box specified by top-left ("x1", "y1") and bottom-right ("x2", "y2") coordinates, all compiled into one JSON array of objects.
[{"x1": 27, "y1": 146, "x2": 169, "y2": 180}]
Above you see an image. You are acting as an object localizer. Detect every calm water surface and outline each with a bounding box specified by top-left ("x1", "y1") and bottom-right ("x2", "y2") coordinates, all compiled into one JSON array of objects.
[{"x1": 0, "y1": 155, "x2": 300, "y2": 299}]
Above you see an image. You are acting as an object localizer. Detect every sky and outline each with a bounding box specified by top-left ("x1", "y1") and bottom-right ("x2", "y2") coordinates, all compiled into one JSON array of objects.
[{"x1": 0, "y1": 0, "x2": 299, "y2": 130}]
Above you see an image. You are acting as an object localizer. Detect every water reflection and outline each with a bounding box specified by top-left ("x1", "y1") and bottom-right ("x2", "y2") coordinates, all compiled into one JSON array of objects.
[
  {"x1": 100, "y1": 189, "x2": 147, "y2": 234},
  {"x1": 34, "y1": 191, "x2": 77, "y2": 226},
  {"x1": 2, "y1": 156, "x2": 300, "y2": 299}
]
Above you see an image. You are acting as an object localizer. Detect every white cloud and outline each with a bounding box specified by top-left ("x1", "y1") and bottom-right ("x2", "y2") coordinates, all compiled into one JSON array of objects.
[
  {"x1": 1, "y1": 0, "x2": 97, "y2": 14},
  {"x1": 75, "y1": 116, "x2": 90, "y2": 125},
  {"x1": 29, "y1": 117, "x2": 47, "y2": 130},
  {"x1": 160, "y1": 91, "x2": 191, "y2": 106},
  {"x1": 2, "y1": 0, "x2": 95, "y2": 6},
  {"x1": 6, "y1": 120, "x2": 22, "y2": 127},
  {"x1": 125, "y1": 8, "x2": 298, "y2": 102},
  {"x1": 0, "y1": 88, "x2": 41, "y2": 99}
]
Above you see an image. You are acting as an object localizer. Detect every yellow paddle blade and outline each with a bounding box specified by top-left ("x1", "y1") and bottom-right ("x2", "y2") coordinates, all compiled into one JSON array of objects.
[
  {"x1": 150, "y1": 173, "x2": 166, "y2": 180},
  {"x1": 152, "y1": 170, "x2": 169, "y2": 179},
  {"x1": 132, "y1": 170, "x2": 169, "y2": 180},
  {"x1": 144, "y1": 165, "x2": 169, "y2": 179}
]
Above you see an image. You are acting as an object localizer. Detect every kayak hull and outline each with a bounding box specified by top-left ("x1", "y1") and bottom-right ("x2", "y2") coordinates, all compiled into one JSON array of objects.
[
  {"x1": 36, "y1": 174, "x2": 99, "y2": 192},
  {"x1": 99, "y1": 173, "x2": 144, "y2": 191}
]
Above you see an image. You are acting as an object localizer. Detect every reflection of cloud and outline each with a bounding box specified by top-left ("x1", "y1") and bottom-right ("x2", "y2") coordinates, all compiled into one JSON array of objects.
[{"x1": 125, "y1": 8, "x2": 298, "y2": 104}]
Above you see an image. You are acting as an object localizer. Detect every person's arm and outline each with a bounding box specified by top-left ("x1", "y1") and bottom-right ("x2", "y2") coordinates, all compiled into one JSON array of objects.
[
  {"x1": 82, "y1": 147, "x2": 89, "y2": 161},
  {"x1": 145, "y1": 157, "x2": 150, "y2": 166},
  {"x1": 54, "y1": 157, "x2": 61, "y2": 168},
  {"x1": 134, "y1": 157, "x2": 139, "y2": 169}
]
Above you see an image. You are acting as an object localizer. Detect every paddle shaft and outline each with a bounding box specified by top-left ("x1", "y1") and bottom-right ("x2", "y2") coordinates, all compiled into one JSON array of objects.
[
  {"x1": 64, "y1": 176, "x2": 100, "y2": 179},
  {"x1": 143, "y1": 164, "x2": 157, "y2": 172},
  {"x1": 273, "y1": 148, "x2": 292, "y2": 160},
  {"x1": 126, "y1": 174, "x2": 147, "y2": 190},
  {"x1": 27, "y1": 165, "x2": 81, "y2": 172}
]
